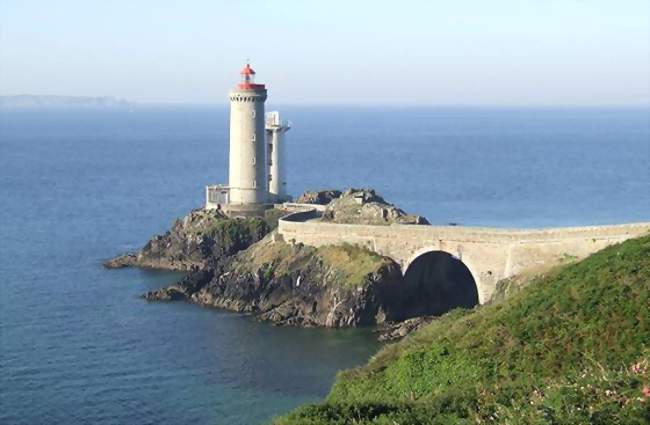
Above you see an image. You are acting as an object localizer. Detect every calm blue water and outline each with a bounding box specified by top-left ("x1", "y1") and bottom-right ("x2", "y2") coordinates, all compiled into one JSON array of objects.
[{"x1": 1, "y1": 106, "x2": 649, "y2": 424}]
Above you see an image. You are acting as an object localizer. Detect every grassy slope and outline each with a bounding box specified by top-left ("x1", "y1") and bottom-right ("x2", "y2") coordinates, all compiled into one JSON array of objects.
[
  {"x1": 318, "y1": 243, "x2": 392, "y2": 287},
  {"x1": 276, "y1": 235, "x2": 650, "y2": 424},
  {"x1": 240, "y1": 239, "x2": 392, "y2": 288}
]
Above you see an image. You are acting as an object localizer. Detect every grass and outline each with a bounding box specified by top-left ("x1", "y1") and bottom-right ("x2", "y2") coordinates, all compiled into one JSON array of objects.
[
  {"x1": 239, "y1": 240, "x2": 393, "y2": 288},
  {"x1": 264, "y1": 208, "x2": 288, "y2": 230},
  {"x1": 197, "y1": 209, "x2": 285, "y2": 254},
  {"x1": 204, "y1": 217, "x2": 270, "y2": 248},
  {"x1": 317, "y1": 243, "x2": 392, "y2": 287},
  {"x1": 275, "y1": 235, "x2": 650, "y2": 424},
  {"x1": 243, "y1": 238, "x2": 298, "y2": 272}
]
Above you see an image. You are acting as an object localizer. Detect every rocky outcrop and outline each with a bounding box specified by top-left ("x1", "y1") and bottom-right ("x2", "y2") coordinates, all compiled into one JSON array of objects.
[
  {"x1": 103, "y1": 253, "x2": 138, "y2": 268},
  {"x1": 108, "y1": 188, "x2": 435, "y2": 329},
  {"x1": 104, "y1": 209, "x2": 275, "y2": 270},
  {"x1": 321, "y1": 188, "x2": 429, "y2": 225},
  {"x1": 143, "y1": 268, "x2": 214, "y2": 301},
  {"x1": 375, "y1": 316, "x2": 438, "y2": 341},
  {"x1": 295, "y1": 189, "x2": 342, "y2": 205},
  {"x1": 143, "y1": 236, "x2": 409, "y2": 327}
]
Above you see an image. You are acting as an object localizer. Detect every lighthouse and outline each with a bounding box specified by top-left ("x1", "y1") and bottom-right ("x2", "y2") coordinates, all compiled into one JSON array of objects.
[
  {"x1": 205, "y1": 64, "x2": 292, "y2": 216},
  {"x1": 228, "y1": 63, "x2": 268, "y2": 205},
  {"x1": 266, "y1": 111, "x2": 291, "y2": 202}
]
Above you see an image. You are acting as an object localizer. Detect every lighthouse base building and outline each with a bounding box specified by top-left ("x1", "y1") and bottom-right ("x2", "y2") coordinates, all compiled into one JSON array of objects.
[{"x1": 205, "y1": 64, "x2": 292, "y2": 217}]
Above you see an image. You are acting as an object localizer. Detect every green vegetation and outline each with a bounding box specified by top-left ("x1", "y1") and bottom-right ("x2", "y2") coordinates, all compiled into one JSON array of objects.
[
  {"x1": 205, "y1": 217, "x2": 270, "y2": 249},
  {"x1": 242, "y1": 239, "x2": 298, "y2": 273},
  {"x1": 200, "y1": 208, "x2": 285, "y2": 245},
  {"x1": 318, "y1": 243, "x2": 392, "y2": 287},
  {"x1": 263, "y1": 208, "x2": 288, "y2": 230},
  {"x1": 276, "y1": 236, "x2": 650, "y2": 424},
  {"x1": 560, "y1": 252, "x2": 580, "y2": 263},
  {"x1": 240, "y1": 240, "x2": 392, "y2": 288},
  {"x1": 198, "y1": 209, "x2": 287, "y2": 255}
]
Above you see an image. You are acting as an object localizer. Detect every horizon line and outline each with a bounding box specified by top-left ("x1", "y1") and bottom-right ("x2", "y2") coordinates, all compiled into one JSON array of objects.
[{"x1": 1, "y1": 95, "x2": 649, "y2": 110}]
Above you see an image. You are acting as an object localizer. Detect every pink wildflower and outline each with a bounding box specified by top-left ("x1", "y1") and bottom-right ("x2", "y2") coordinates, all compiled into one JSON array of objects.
[{"x1": 631, "y1": 361, "x2": 647, "y2": 375}]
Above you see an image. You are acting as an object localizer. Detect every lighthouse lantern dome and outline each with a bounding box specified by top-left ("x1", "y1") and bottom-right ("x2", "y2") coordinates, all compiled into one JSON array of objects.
[{"x1": 238, "y1": 63, "x2": 264, "y2": 89}]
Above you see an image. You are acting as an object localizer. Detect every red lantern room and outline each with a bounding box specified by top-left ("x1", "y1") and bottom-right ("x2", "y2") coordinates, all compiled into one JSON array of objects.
[{"x1": 238, "y1": 63, "x2": 265, "y2": 90}]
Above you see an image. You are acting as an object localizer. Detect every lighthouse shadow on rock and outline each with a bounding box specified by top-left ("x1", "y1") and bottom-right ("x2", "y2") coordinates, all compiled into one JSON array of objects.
[{"x1": 205, "y1": 64, "x2": 291, "y2": 217}]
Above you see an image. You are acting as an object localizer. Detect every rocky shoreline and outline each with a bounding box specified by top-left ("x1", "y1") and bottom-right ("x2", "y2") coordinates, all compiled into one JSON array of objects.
[
  {"x1": 141, "y1": 235, "x2": 409, "y2": 327},
  {"x1": 103, "y1": 208, "x2": 273, "y2": 270},
  {"x1": 105, "y1": 189, "x2": 438, "y2": 336}
]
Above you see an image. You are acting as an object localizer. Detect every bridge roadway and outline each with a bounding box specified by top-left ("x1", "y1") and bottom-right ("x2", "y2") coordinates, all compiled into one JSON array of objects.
[{"x1": 276, "y1": 206, "x2": 650, "y2": 304}]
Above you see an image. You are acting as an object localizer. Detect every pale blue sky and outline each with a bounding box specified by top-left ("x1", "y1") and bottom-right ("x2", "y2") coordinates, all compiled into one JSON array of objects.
[{"x1": 1, "y1": 0, "x2": 648, "y2": 105}]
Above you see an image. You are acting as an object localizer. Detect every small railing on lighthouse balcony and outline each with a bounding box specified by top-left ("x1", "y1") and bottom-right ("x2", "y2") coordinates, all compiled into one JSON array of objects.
[
  {"x1": 205, "y1": 184, "x2": 230, "y2": 209},
  {"x1": 265, "y1": 111, "x2": 292, "y2": 130}
]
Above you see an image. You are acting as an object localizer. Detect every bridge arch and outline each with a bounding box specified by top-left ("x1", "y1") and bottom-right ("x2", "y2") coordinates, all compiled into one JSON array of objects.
[{"x1": 401, "y1": 249, "x2": 480, "y2": 317}]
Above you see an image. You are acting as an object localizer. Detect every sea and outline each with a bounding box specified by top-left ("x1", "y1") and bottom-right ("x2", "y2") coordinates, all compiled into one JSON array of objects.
[{"x1": 1, "y1": 105, "x2": 649, "y2": 424}]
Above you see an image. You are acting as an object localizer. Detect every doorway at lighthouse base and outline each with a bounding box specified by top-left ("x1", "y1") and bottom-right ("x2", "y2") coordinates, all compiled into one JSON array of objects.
[{"x1": 401, "y1": 251, "x2": 479, "y2": 318}]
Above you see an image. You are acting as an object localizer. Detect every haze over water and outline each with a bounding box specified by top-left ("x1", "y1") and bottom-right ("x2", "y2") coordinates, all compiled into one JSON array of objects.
[{"x1": 1, "y1": 106, "x2": 649, "y2": 424}]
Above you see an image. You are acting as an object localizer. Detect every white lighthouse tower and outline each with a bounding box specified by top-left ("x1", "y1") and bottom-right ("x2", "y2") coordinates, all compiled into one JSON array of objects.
[
  {"x1": 266, "y1": 111, "x2": 291, "y2": 202},
  {"x1": 205, "y1": 64, "x2": 292, "y2": 216},
  {"x1": 228, "y1": 63, "x2": 268, "y2": 205}
]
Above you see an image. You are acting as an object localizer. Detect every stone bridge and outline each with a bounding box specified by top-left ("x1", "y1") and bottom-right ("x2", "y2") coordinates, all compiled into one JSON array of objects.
[{"x1": 277, "y1": 208, "x2": 650, "y2": 305}]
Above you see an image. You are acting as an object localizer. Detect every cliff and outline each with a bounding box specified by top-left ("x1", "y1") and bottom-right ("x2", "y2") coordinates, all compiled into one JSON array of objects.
[
  {"x1": 104, "y1": 208, "x2": 275, "y2": 270},
  {"x1": 144, "y1": 237, "x2": 408, "y2": 327}
]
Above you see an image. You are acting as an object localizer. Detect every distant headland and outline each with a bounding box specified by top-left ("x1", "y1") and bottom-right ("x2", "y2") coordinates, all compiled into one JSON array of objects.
[{"x1": 0, "y1": 95, "x2": 134, "y2": 109}]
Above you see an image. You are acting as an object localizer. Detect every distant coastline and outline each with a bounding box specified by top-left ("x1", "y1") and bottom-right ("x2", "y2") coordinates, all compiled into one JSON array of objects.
[{"x1": 0, "y1": 95, "x2": 134, "y2": 109}]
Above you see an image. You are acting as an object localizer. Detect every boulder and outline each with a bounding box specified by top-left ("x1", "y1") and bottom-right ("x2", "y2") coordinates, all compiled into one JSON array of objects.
[
  {"x1": 376, "y1": 316, "x2": 438, "y2": 341},
  {"x1": 295, "y1": 190, "x2": 342, "y2": 205},
  {"x1": 321, "y1": 188, "x2": 429, "y2": 225},
  {"x1": 143, "y1": 268, "x2": 214, "y2": 301}
]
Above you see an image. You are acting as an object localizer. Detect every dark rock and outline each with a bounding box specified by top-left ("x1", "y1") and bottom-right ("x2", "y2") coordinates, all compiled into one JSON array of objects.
[
  {"x1": 145, "y1": 238, "x2": 409, "y2": 328},
  {"x1": 142, "y1": 285, "x2": 189, "y2": 301},
  {"x1": 295, "y1": 190, "x2": 342, "y2": 205},
  {"x1": 142, "y1": 268, "x2": 214, "y2": 301},
  {"x1": 376, "y1": 315, "x2": 438, "y2": 341},
  {"x1": 103, "y1": 254, "x2": 137, "y2": 268},
  {"x1": 103, "y1": 208, "x2": 273, "y2": 271}
]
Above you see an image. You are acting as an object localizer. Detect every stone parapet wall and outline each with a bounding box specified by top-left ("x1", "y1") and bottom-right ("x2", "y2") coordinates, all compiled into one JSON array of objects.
[
  {"x1": 278, "y1": 213, "x2": 650, "y2": 304},
  {"x1": 276, "y1": 203, "x2": 328, "y2": 213}
]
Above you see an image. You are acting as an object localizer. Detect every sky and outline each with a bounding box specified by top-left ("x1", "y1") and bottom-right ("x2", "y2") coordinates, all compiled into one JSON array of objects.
[{"x1": 1, "y1": 0, "x2": 649, "y2": 105}]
